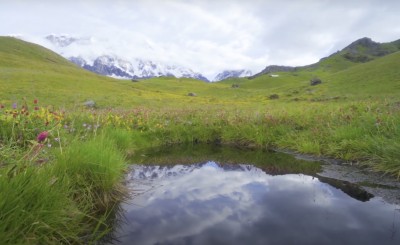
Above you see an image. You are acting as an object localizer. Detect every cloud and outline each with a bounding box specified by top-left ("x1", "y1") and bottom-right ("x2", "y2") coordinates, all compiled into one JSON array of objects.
[{"x1": 1, "y1": 0, "x2": 400, "y2": 79}]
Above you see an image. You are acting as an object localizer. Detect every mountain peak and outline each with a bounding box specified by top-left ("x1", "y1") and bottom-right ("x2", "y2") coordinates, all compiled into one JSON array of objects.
[
  {"x1": 341, "y1": 36, "x2": 398, "y2": 62},
  {"x1": 213, "y1": 69, "x2": 252, "y2": 81},
  {"x1": 343, "y1": 37, "x2": 379, "y2": 51},
  {"x1": 69, "y1": 55, "x2": 210, "y2": 82}
]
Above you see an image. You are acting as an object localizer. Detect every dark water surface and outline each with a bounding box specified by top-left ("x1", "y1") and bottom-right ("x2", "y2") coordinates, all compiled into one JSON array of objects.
[{"x1": 108, "y1": 146, "x2": 400, "y2": 245}]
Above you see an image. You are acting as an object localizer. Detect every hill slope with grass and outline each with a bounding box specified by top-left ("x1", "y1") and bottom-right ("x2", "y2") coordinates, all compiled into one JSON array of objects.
[
  {"x1": 1, "y1": 36, "x2": 400, "y2": 108},
  {"x1": 220, "y1": 51, "x2": 400, "y2": 103},
  {"x1": 0, "y1": 37, "x2": 263, "y2": 108},
  {"x1": 252, "y1": 37, "x2": 400, "y2": 78},
  {"x1": 0, "y1": 37, "x2": 138, "y2": 107}
]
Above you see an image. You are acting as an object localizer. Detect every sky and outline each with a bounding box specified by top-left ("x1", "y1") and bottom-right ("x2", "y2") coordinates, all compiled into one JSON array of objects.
[{"x1": 1, "y1": 0, "x2": 400, "y2": 79}]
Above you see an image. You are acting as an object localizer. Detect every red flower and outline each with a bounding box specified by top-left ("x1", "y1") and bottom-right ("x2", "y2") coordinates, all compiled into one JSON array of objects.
[
  {"x1": 34, "y1": 106, "x2": 39, "y2": 111},
  {"x1": 33, "y1": 99, "x2": 38, "y2": 104},
  {"x1": 0, "y1": 104, "x2": 4, "y2": 109},
  {"x1": 37, "y1": 131, "x2": 49, "y2": 143}
]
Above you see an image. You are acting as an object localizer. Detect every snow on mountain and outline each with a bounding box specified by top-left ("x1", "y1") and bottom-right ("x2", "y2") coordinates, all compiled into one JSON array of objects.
[
  {"x1": 44, "y1": 34, "x2": 209, "y2": 82},
  {"x1": 69, "y1": 55, "x2": 209, "y2": 81},
  {"x1": 213, "y1": 69, "x2": 253, "y2": 81}
]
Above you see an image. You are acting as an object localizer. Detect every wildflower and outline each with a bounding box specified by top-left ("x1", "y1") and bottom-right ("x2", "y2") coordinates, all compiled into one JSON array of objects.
[
  {"x1": 12, "y1": 103, "x2": 17, "y2": 109},
  {"x1": 33, "y1": 99, "x2": 38, "y2": 104},
  {"x1": 0, "y1": 104, "x2": 4, "y2": 109},
  {"x1": 54, "y1": 138, "x2": 60, "y2": 142},
  {"x1": 37, "y1": 131, "x2": 49, "y2": 143},
  {"x1": 34, "y1": 106, "x2": 39, "y2": 111}
]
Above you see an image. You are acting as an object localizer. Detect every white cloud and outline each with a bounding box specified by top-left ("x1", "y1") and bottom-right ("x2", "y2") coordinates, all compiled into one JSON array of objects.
[{"x1": 1, "y1": 0, "x2": 400, "y2": 79}]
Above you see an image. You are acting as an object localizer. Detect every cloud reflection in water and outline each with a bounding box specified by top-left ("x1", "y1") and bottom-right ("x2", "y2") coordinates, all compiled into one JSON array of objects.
[{"x1": 112, "y1": 162, "x2": 400, "y2": 245}]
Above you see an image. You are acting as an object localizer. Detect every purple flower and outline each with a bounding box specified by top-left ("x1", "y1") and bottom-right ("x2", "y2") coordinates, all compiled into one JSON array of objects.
[
  {"x1": 12, "y1": 103, "x2": 17, "y2": 109},
  {"x1": 37, "y1": 131, "x2": 49, "y2": 143}
]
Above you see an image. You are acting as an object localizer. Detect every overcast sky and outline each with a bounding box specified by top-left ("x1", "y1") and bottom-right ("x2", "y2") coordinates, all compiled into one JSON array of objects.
[{"x1": 1, "y1": 0, "x2": 400, "y2": 79}]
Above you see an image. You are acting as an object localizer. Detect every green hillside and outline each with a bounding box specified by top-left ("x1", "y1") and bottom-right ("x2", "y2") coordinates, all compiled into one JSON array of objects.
[
  {"x1": 0, "y1": 37, "x2": 211, "y2": 108},
  {"x1": 252, "y1": 37, "x2": 400, "y2": 78},
  {"x1": 322, "y1": 51, "x2": 400, "y2": 99},
  {"x1": 0, "y1": 37, "x2": 265, "y2": 108},
  {"x1": 1, "y1": 36, "x2": 399, "y2": 109},
  {"x1": 0, "y1": 37, "x2": 132, "y2": 107},
  {"x1": 221, "y1": 51, "x2": 400, "y2": 102}
]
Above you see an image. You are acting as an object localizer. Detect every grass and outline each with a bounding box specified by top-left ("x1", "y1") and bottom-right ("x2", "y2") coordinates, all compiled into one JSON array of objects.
[
  {"x1": 1, "y1": 36, "x2": 400, "y2": 243},
  {"x1": 0, "y1": 167, "x2": 84, "y2": 244},
  {"x1": 0, "y1": 127, "x2": 129, "y2": 244}
]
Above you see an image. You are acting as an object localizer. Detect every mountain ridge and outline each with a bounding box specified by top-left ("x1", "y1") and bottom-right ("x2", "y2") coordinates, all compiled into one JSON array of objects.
[
  {"x1": 69, "y1": 55, "x2": 210, "y2": 81},
  {"x1": 251, "y1": 37, "x2": 400, "y2": 78},
  {"x1": 45, "y1": 35, "x2": 211, "y2": 82}
]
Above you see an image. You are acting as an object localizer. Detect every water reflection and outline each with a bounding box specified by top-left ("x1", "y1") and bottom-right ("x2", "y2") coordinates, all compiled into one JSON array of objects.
[{"x1": 111, "y1": 162, "x2": 400, "y2": 245}]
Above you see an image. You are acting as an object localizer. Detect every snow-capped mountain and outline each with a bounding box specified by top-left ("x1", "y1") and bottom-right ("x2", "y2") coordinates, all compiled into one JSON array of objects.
[
  {"x1": 69, "y1": 55, "x2": 209, "y2": 81},
  {"x1": 44, "y1": 34, "x2": 209, "y2": 82},
  {"x1": 213, "y1": 69, "x2": 253, "y2": 81}
]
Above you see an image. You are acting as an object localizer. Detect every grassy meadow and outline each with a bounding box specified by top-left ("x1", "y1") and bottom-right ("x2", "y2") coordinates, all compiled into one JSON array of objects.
[{"x1": 1, "y1": 36, "x2": 400, "y2": 243}]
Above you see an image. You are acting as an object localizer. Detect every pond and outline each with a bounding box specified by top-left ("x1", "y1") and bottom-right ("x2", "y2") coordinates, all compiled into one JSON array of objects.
[{"x1": 107, "y1": 145, "x2": 400, "y2": 245}]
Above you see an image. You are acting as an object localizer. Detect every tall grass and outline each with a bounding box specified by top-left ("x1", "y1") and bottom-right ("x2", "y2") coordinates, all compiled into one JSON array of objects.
[
  {"x1": 0, "y1": 114, "x2": 129, "y2": 244},
  {"x1": 0, "y1": 167, "x2": 84, "y2": 244},
  {"x1": 124, "y1": 101, "x2": 400, "y2": 177},
  {"x1": 52, "y1": 134, "x2": 127, "y2": 213}
]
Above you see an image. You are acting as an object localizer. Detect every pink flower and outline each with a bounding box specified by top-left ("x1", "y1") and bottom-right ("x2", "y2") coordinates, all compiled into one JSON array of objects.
[{"x1": 37, "y1": 131, "x2": 49, "y2": 143}]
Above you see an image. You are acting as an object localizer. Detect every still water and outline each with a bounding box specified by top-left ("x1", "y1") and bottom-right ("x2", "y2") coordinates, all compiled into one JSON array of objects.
[{"x1": 109, "y1": 160, "x2": 400, "y2": 245}]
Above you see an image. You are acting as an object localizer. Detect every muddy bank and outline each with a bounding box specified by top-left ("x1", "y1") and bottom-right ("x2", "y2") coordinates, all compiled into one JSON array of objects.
[
  {"x1": 276, "y1": 148, "x2": 400, "y2": 205},
  {"x1": 318, "y1": 164, "x2": 400, "y2": 205}
]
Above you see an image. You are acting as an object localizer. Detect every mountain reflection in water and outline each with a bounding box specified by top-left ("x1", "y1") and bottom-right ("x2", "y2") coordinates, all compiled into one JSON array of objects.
[{"x1": 109, "y1": 162, "x2": 400, "y2": 245}]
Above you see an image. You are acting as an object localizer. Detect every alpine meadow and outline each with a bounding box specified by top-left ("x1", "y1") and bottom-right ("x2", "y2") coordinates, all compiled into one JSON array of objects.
[{"x1": 1, "y1": 33, "x2": 400, "y2": 244}]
